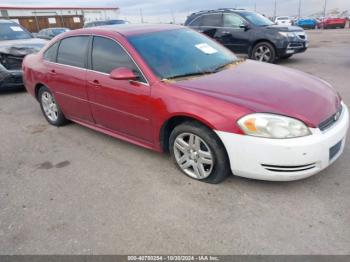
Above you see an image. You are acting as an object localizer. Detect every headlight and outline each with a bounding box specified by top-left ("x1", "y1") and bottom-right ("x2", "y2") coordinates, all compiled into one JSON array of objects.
[
  {"x1": 237, "y1": 113, "x2": 311, "y2": 139},
  {"x1": 279, "y1": 32, "x2": 296, "y2": 38}
]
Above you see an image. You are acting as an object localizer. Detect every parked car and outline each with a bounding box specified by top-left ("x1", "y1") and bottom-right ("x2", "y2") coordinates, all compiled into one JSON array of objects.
[
  {"x1": 0, "y1": 19, "x2": 47, "y2": 90},
  {"x1": 22, "y1": 24, "x2": 349, "y2": 184},
  {"x1": 294, "y1": 18, "x2": 317, "y2": 29},
  {"x1": 317, "y1": 17, "x2": 347, "y2": 29},
  {"x1": 36, "y1": 27, "x2": 70, "y2": 40},
  {"x1": 274, "y1": 16, "x2": 293, "y2": 26},
  {"x1": 84, "y1": 19, "x2": 129, "y2": 28},
  {"x1": 185, "y1": 9, "x2": 309, "y2": 63}
]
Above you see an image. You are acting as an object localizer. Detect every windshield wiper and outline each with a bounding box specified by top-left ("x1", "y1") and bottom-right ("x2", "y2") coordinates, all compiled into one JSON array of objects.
[
  {"x1": 163, "y1": 71, "x2": 212, "y2": 80},
  {"x1": 212, "y1": 60, "x2": 241, "y2": 73}
]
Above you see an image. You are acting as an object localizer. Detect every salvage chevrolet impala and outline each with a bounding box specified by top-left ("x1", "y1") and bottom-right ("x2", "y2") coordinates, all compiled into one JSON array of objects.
[{"x1": 22, "y1": 24, "x2": 349, "y2": 183}]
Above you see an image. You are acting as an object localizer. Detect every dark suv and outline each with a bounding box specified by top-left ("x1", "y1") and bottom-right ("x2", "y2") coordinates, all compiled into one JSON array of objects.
[{"x1": 185, "y1": 8, "x2": 309, "y2": 63}]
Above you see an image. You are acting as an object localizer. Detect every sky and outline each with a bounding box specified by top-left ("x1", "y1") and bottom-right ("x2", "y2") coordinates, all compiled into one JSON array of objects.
[{"x1": 2, "y1": 0, "x2": 350, "y2": 23}]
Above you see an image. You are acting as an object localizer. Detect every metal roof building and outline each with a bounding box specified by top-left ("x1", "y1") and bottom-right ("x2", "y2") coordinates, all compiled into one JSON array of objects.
[{"x1": 0, "y1": 6, "x2": 120, "y2": 32}]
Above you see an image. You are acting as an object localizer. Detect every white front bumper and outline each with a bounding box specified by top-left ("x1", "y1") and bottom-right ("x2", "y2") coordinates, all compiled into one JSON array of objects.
[{"x1": 216, "y1": 104, "x2": 349, "y2": 181}]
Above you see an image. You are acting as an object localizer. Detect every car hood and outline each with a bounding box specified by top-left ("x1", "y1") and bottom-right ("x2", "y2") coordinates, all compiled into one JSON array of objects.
[
  {"x1": 0, "y1": 38, "x2": 47, "y2": 56},
  {"x1": 173, "y1": 60, "x2": 341, "y2": 127},
  {"x1": 266, "y1": 24, "x2": 304, "y2": 32}
]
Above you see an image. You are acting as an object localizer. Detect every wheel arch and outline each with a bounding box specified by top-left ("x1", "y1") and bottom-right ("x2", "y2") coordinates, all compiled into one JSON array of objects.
[
  {"x1": 249, "y1": 39, "x2": 277, "y2": 58},
  {"x1": 34, "y1": 83, "x2": 46, "y2": 100},
  {"x1": 159, "y1": 114, "x2": 219, "y2": 153}
]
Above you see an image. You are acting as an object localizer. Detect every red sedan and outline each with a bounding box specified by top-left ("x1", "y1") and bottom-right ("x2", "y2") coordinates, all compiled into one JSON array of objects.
[
  {"x1": 22, "y1": 25, "x2": 349, "y2": 183},
  {"x1": 317, "y1": 17, "x2": 347, "y2": 29}
]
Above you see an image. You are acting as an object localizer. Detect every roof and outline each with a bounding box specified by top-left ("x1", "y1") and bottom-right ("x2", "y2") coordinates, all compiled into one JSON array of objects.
[
  {"x1": 0, "y1": 6, "x2": 119, "y2": 10},
  {"x1": 74, "y1": 24, "x2": 185, "y2": 37},
  {"x1": 189, "y1": 8, "x2": 247, "y2": 17}
]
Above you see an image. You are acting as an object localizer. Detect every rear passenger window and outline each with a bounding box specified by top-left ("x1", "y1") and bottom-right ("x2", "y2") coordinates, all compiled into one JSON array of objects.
[
  {"x1": 202, "y1": 14, "x2": 222, "y2": 27},
  {"x1": 91, "y1": 36, "x2": 146, "y2": 82},
  {"x1": 43, "y1": 42, "x2": 59, "y2": 62},
  {"x1": 57, "y1": 36, "x2": 89, "y2": 68}
]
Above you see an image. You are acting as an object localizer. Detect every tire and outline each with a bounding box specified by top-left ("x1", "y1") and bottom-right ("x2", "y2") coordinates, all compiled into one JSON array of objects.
[
  {"x1": 169, "y1": 121, "x2": 231, "y2": 184},
  {"x1": 280, "y1": 54, "x2": 293, "y2": 60},
  {"x1": 38, "y1": 86, "x2": 68, "y2": 126},
  {"x1": 251, "y1": 42, "x2": 276, "y2": 63}
]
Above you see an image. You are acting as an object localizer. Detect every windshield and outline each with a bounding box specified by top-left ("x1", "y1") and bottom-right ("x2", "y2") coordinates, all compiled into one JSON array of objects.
[
  {"x1": 0, "y1": 23, "x2": 32, "y2": 40},
  {"x1": 52, "y1": 28, "x2": 68, "y2": 35},
  {"x1": 128, "y1": 28, "x2": 238, "y2": 80},
  {"x1": 240, "y1": 12, "x2": 274, "y2": 26}
]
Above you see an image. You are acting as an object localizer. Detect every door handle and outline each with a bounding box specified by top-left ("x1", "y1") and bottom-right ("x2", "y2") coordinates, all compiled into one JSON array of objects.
[
  {"x1": 221, "y1": 31, "x2": 231, "y2": 35},
  {"x1": 88, "y1": 80, "x2": 101, "y2": 87},
  {"x1": 49, "y1": 69, "x2": 56, "y2": 75}
]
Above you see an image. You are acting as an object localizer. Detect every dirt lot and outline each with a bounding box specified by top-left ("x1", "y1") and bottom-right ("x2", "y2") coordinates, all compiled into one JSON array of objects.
[{"x1": 0, "y1": 29, "x2": 349, "y2": 255}]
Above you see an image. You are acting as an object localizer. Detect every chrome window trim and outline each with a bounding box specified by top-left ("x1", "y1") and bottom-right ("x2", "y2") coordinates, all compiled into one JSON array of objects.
[
  {"x1": 43, "y1": 33, "x2": 150, "y2": 86},
  {"x1": 188, "y1": 12, "x2": 248, "y2": 29}
]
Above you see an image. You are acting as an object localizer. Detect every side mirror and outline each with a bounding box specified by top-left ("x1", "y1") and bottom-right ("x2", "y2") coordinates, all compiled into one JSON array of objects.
[
  {"x1": 240, "y1": 24, "x2": 251, "y2": 31},
  {"x1": 110, "y1": 67, "x2": 138, "y2": 80}
]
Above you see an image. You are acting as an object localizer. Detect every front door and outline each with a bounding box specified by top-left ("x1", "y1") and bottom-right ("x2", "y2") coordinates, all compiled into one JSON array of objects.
[
  {"x1": 86, "y1": 36, "x2": 153, "y2": 143},
  {"x1": 217, "y1": 13, "x2": 251, "y2": 53}
]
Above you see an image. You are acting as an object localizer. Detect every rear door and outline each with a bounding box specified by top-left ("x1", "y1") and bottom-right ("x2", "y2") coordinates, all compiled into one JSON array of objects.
[
  {"x1": 48, "y1": 35, "x2": 93, "y2": 123},
  {"x1": 86, "y1": 36, "x2": 153, "y2": 142},
  {"x1": 199, "y1": 13, "x2": 222, "y2": 40},
  {"x1": 217, "y1": 13, "x2": 251, "y2": 53}
]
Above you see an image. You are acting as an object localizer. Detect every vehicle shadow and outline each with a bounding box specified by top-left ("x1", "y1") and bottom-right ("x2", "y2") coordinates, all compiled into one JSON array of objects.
[{"x1": 0, "y1": 86, "x2": 26, "y2": 95}]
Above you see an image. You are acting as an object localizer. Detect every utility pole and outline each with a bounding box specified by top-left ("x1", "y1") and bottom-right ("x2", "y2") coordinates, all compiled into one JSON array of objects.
[
  {"x1": 273, "y1": 0, "x2": 277, "y2": 20},
  {"x1": 140, "y1": 8, "x2": 144, "y2": 23},
  {"x1": 170, "y1": 9, "x2": 175, "y2": 24},
  {"x1": 254, "y1": 2, "x2": 257, "y2": 12},
  {"x1": 298, "y1": 0, "x2": 301, "y2": 18},
  {"x1": 323, "y1": 0, "x2": 327, "y2": 17}
]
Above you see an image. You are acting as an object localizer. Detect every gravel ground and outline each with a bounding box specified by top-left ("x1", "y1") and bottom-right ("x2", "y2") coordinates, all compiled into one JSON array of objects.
[{"x1": 0, "y1": 29, "x2": 349, "y2": 255}]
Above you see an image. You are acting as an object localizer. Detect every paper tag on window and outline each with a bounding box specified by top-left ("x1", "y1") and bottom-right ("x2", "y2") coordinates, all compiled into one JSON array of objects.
[
  {"x1": 195, "y1": 43, "x2": 218, "y2": 55},
  {"x1": 10, "y1": 26, "x2": 24, "y2": 32}
]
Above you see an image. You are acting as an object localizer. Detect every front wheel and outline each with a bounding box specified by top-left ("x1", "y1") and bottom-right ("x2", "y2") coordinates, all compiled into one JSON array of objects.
[
  {"x1": 169, "y1": 121, "x2": 231, "y2": 184},
  {"x1": 251, "y1": 42, "x2": 276, "y2": 63}
]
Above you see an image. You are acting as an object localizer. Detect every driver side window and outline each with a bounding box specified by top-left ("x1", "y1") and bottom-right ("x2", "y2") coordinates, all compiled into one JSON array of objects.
[
  {"x1": 223, "y1": 14, "x2": 245, "y2": 28},
  {"x1": 91, "y1": 36, "x2": 146, "y2": 83}
]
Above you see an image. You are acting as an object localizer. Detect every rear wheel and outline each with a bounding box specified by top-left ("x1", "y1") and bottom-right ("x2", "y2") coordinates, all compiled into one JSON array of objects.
[
  {"x1": 169, "y1": 121, "x2": 231, "y2": 184},
  {"x1": 251, "y1": 42, "x2": 276, "y2": 63},
  {"x1": 38, "y1": 86, "x2": 68, "y2": 126}
]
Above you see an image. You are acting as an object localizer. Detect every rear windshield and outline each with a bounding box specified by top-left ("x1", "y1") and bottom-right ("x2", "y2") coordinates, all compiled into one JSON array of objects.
[{"x1": 0, "y1": 22, "x2": 32, "y2": 40}]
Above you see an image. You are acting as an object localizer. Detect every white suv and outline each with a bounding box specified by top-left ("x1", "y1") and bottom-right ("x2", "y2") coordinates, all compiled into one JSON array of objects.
[{"x1": 275, "y1": 16, "x2": 293, "y2": 26}]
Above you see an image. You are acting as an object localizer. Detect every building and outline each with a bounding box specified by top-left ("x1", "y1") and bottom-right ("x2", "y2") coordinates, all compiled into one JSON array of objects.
[{"x1": 0, "y1": 6, "x2": 120, "y2": 32}]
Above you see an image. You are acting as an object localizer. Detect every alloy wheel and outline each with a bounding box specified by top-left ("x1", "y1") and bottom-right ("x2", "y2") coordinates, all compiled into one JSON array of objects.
[
  {"x1": 254, "y1": 45, "x2": 272, "y2": 62},
  {"x1": 41, "y1": 91, "x2": 58, "y2": 122},
  {"x1": 173, "y1": 133, "x2": 214, "y2": 180}
]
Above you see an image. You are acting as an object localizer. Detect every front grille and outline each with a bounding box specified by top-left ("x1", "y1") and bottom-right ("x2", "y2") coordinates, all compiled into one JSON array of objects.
[
  {"x1": 0, "y1": 54, "x2": 24, "y2": 70},
  {"x1": 319, "y1": 106, "x2": 343, "y2": 131},
  {"x1": 261, "y1": 163, "x2": 316, "y2": 173}
]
